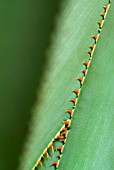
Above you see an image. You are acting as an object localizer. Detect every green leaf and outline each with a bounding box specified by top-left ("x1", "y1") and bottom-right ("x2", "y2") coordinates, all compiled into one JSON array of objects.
[
  {"x1": 19, "y1": 0, "x2": 114, "y2": 170},
  {"x1": 59, "y1": 2, "x2": 114, "y2": 170}
]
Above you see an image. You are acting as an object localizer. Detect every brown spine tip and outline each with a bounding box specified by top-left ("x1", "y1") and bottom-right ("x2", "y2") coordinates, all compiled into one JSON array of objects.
[
  {"x1": 37, "y1": 161, "x2": 42, "y2": 166},
  {"x1": 90, "y1": 45, "x2": 95, "y2": 50},
  {"x1": 72, "y1": 89, "x2": 80, "y2": 96},
  {"x1": 55, "y1": 135, "x2": 64, "y2": 141},
  {"x1": 83, "y1": 61, "x2": 90, "y2": 68},
  {"x1": 56, "y1": 146, "x2": 64, "y2": 154},
  {"x1": 82, "y1": 69, "x2": 87, "y2": 75},
  {"x1": 92, "y1": 34, "x2": 99, "y2": 43},
  {"x1": 71, "y1": 99, "x2": 77, "y2": 105},
  {"x1": 51, "y1": 162, "x2": 59, "y2": 169},
  {"x1": 61, "y1": 127, "x2": 67, "y2": 132},
  {"x1": 64, "y1": 120, "x2": 71, "y2": 128},
  {"x1": 43, "y1": 150, "x2": 49, "y2": 157},
  {"x1": 41, "y1": 155, "x2": 44, "y2": 160},
  {"x1": 97, "y1": 21, "x2": 103, "y2": 28},
  {"x1": 77, "y1": 77, "x2": 84, "y2": 84},
  {"x1": 66, "y1": 110, "x2": 74, "y2": 118},
  {"x1": 103, "y1": 5, "x2": 109, "y2": 11},
  {"x1": 88, "y1": 50, "x2": 93, "y2": 56},
  {"x1": 61, "y1": 131, "x2": 68, "y2": 137},
  {"x1": 48, "y1": 143, "x2": 54, "y2": 152},
  {"x1": 101, "y1": 13, "x2": 106, "y2": 19}
]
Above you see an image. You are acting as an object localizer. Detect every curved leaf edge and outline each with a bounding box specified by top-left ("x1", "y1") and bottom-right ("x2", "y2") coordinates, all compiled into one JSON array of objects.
[{"x1": 32, "y1": 1, "x2": 112, "y2": 170}]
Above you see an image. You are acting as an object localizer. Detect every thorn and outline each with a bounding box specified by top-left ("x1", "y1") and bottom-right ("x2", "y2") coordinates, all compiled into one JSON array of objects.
[
  {"x1": 38, "y1": 161, "x2": 42, "y2": 166},
  {"x1": 51, "y1": 161, "x2": 59, "y2": 169},
  {"x1": 101, "y1": 13, "x2": 106, "y2": 19},
  {"x1": 87, "y1": 50, "x2": 93, "y2": 56},
  {"x1": 72, "y1": 89, "x2": 80, "y2": 96},
  {"x1": 37, "y1": 161, "x2": 42, "y2": 166},
  {"x1": 56, "y1": 146, "x2": 64, "y2": 154},
  {"x1": 83, "y1": 61, "x2": 90, "y2": 68},
  {"x1": 66, "y1": 109, "x2": 74, "y2": 118},
  {"x1": 43, "y1": 150, "x2": 49, "y2": 157},
  {"x1": 77, "y1": 77, "x2": 84, "y2": 85},
  {"x1": 54, "y1": 135, "x2": 65, "y2": 141},
  {"x1": 90, "y1": 45, "x2": 95, "y2": 50},
  {"x1": 70, "y1": 98, "x2": 77, "y2": 105},
  {"x1": 64, "y1": 119, "x2": 71, "y2": 128},
  {"x1": 92, "y1": 34, "x2": 99, "y2": 43},
  {"x1": 41, "y1": 155, "x2": 44, "y2": 160},
  {"x1": 61, "y1": 131, "x2": 68, "y2": 137},
  {"x1": 61, "y1": 127, "x2": 67, "y2": 132},
  {"x1": 48, "y1": 143, "x2": 54, "y2": 152},
  {"x1": 97, "y1": 21, "x2": 104, "y2": 29},
  {"x1": 82, "y1": 69, "x2": 87, "y2": 75},
  {"x1": 103, "y1": 5, "x2": 109, "y2": 11}
]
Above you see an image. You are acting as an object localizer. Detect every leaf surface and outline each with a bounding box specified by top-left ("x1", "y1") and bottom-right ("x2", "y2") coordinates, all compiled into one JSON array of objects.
[
  {"x1": 59, "y1": 1, "x2": 114, "y2": 169},
  {"x1": 19, "y1": 0, "x2": 114, "y2": 170}
]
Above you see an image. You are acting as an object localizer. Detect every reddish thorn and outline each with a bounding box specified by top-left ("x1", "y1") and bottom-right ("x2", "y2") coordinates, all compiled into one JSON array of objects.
[
  {"x1": 61, "y1": 131, "x2": 68, "y2": 137},
  {"x1": 48, "y1": 143, "x2": 54, "y2": 152},
  {"x1": 73, "y1": 89, "x2": 80, "y2": 95},
  {"x1": 92, "y1": 35, "x2": 99, "y2": 42},
  {"x1": 71, "y1": 99, "x2": 77, "y2": 105},
  {"x1": 83, "y1": 61, "x2": 90, "y2": 68},
  {"x1": 37, "y1": 161, "x2": 42, "y2": 166},
  {"x1": 44, "y1": 150, "x2": 49, "y2": 157},
  {"x1": 41, "y1": 155, "x2": 44, "y2": 160},
  {"x1": 103, "y1": 5, "x2": 109, "y2": 10},
  {"x1": 101, "y1": 13, "x2": 106, "y2": 19},
  {"x1": 90, "y1": 45, "x2": 95, "y2": 50},
  {"x1": 97, "y1": 21, "x2": 104, "y2": 29},
  {"x1": 77, "y1": 77, "x2": 84, "y2": 84},
  {"x1": 66, "y1": 110, "x2": 74, "y2": 118},
  {"x1": 61, "y1": 127, "x2": 67, "y2": 132},
  {"x1": 64, "y1": 120, "x2": 71, "y2": 128},
  {"x1": 55, "y1": 135, "x2": 64, "y2": 140},
  {"x1": 56, "y1": 146, "x2": 64, "y2": 154},
  {"x1": 82, "y1": 69, "x2": 87, "y2": 75},
  {"x1": 51, "y1": 162, "x2": 59, "y2": 169},
  {"x1": 88, "y1": 50, "x2": 93, "y2": 56}
]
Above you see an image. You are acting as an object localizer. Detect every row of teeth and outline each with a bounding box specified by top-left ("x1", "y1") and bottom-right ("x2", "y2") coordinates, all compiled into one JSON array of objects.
[{"x1": 32, "y1": 1, "x2": 112, "y2": 169}]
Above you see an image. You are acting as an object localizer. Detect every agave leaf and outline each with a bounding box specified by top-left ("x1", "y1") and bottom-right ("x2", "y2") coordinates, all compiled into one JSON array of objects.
[
  {"x1": 59, "y1": 2, "x2": 114, "y2": 170},
  {"x1": 19, "y1": 0, "x2": 113, "y2": 170}
]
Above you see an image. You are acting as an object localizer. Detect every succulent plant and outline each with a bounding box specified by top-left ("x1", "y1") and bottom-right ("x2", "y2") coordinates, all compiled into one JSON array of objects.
[{"x1": 1, "y1": 0, "x2": 114, "y2": 170}]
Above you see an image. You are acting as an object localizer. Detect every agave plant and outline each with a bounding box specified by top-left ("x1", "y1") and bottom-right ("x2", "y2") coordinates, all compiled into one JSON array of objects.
[
  {"x1": 19, "y1": 0, "x2": 114, "y2": 169},
  {"x1": 1, "y1": 0, "x2": 114, "y2": 170}
]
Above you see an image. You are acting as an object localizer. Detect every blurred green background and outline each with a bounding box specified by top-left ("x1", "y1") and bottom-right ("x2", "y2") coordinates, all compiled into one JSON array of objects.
[{"x1": 0, "y1": 1, "x2": 60, "y2": 169}]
